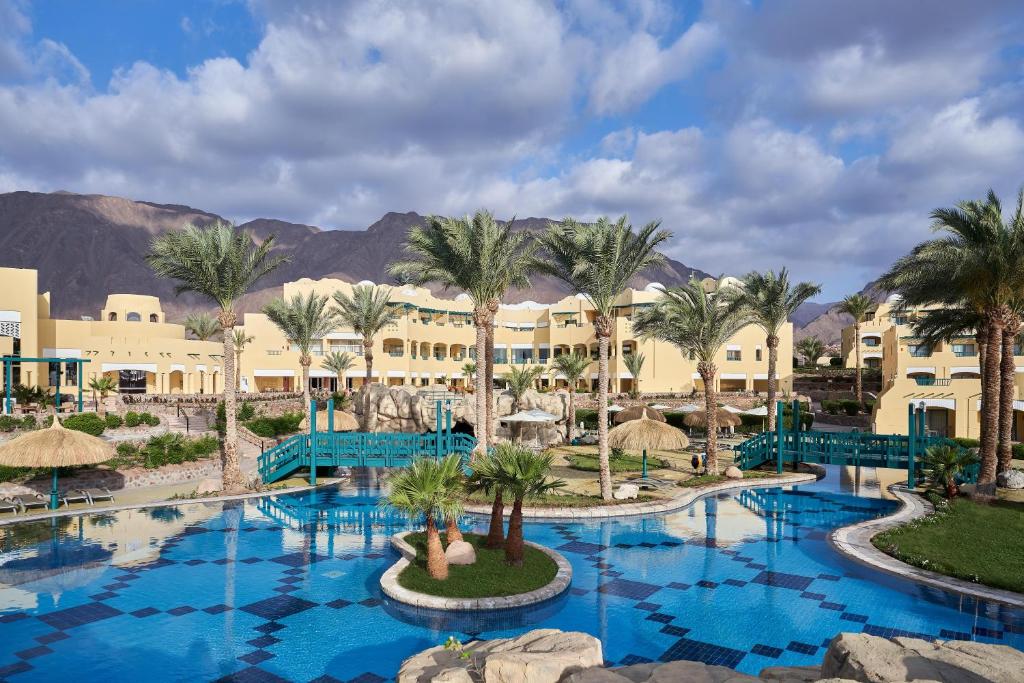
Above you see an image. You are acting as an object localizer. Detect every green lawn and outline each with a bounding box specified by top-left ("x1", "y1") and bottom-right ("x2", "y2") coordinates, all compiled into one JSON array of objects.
[
  {"x1": 677, "y1": 470, "x2": 776, "y2": 488},
  {"x1": 872, "y1": 496, "x2": 1024, "y2": 593},
  {"x1": 566, "y1": 451, "x2": 667, "y2": 473},
  {"x1": 398, "y1": 532, "x2": 557, "y2": 598}
]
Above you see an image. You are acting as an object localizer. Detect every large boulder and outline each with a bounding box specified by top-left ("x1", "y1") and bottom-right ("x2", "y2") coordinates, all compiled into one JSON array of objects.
[
  {"x1": 820, "y1": 633, "x2": 1024, "y2": 682},
  {"x1": 724, "y1": 466, "x2": 743, "y2": 480},
  {"x1": 997, "y1": 469, "x2": 1024, "y2": 489},
  {"x1": 566, "y1": 660, "x2": 759, "y2": 682},
  {"x1": 444, "y1": 540, "x2": 476, "y2": 566}
]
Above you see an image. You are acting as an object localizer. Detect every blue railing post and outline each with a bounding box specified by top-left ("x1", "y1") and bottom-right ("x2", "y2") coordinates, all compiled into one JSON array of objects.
[
  {"x1": 445, "y1": 402, "x2": 452, "y2": 454},
  {"x1": 907, "y1": 403, "x2": 916, "y2": 487},
  {"x1": 309, "y1": 399, "x2": 318, "y2": 486},
  {"x1": 791, "y1": 399, "x2": 801, "y2": 471},
  {"x1": 775, "y1": 401, "x2": 784, "y2": 474},
  {"x1": 435, "y1": 400, "x2": 442, "y2": 460},
  {"x1": 77, "y1": 361, "x2": 83, "y2": 413},
  {"x1": 917, "y1": 406, "x2": 927, "y2": 476},
  {"x1": 327, "y1": 398, "x2": 334, "y2": 434},
  {"x1": 3, "y1": 360, "x2": 9, "y2": 415}
]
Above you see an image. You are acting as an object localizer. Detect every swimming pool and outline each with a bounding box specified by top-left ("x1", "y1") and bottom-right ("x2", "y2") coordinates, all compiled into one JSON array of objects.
[{"x1": 0, "y1": 468, "x2": 1020, "y2": 682}]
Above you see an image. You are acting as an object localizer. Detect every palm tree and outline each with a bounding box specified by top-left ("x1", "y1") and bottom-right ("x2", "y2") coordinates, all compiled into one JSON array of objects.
[
  {"x1": 728, "y1": 269, "x2": 821, "y2": 432},
  {"x1": 389, "y1": 211, "x2": 537, "y2": 457},
  {"x1": 837, "y1": 294, "x2": 874, "y2": 407},
  {"x1": 147, "y1": 221, "x2": 287, "y2": 491},
  {"x1": 922, "y1": 444, "x2": 980, "y2": 499},
  {"x1": 535, "y1": 216, "x2": 669, "y2": 499},
  {"x1": 184, "y1": 311, "x2": 220, "y2": 341},
  {"x1": 382, "y1": 455, "x2": 464, "y2": 580},
  {"x1": 438, "y1": 452, "x2": 467, "y2": 544},
  {"x1": 461, "y1": 361, "x2": 477, "y2": 388},
  {"x1": 504, "y1": 365, "x2": 544, "y2": 442},
  {"x1": 322, "y1": 351, "x2": 355, "y2": 391},
  {"x1": 466, "y1": 452, "x2": 508, "y2": 549},
  {"x1": 232, "y1": 329, "x2": 255, "y2": 391},
  {"x1": 332, "y1": 285, "x2": 398, "y2": 389},
  {"x1": 492, "y1": 444, "x2": 565, "y2": 566},
  {"x1": 263, "y1": 292, "x2": 340, "y2": 420},
  {"x1": 87, "y1": 376, "x2": 118, "y2": 415},
  {"x1": 796, "y1": 336, "x2": 826, "y2": 368},
  {"x1": 622, "y1": 351, "x2": 645, "y2": 398},
  {"x1": 632, "y1": 277, "x2": 749, "y2": 475},
  {"x1": 878, "y1": 189, "x2": 1024, "y2": 493},
  {"x1": 552, "y1": 353, "x2": 591, "y2": 443}
]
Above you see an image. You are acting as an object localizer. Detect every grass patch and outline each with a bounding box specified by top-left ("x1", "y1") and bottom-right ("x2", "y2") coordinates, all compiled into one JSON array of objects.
[
  {"x1": 566, "y1": 451, "x2": 667, "y2": 473},
  {"x1": 464, "y1": 491, "x2": 654, "y2": 508},
  {"x1": 398, "y1": 532, "x2": 557, "y2": 598},
  {"x1": 872, "y1": 496, "x2": 1024, "y2": 593},
  {"x1": 677, "y1": 470, "x2": 777, "y2": 488}
]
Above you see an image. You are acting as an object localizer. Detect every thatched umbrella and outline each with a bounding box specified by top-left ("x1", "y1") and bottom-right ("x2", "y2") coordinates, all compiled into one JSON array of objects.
[
  {"x1": 683, "y1": 409, "x2": 742, "y2": 430},
  {"x1": 613, "y1": 405, "x2": 666, "y2": 424},
  {"x1": 299, "y1": 409, "x2": 359, "y2": 432},
  {"x1": 0, "y1": 417, "x2": 114, "y2": 509},
  {"x1": 608, "y1": 413, "x2": 689, "y2": 477}
]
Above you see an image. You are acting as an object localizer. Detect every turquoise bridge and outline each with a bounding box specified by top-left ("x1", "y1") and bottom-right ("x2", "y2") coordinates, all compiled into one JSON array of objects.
[
  {"x1": 734, "y1": 400, "x2": 978, "y2": 485},
  {"x1": 257, "y1": 399, "x2": 476, "y2": 484}
]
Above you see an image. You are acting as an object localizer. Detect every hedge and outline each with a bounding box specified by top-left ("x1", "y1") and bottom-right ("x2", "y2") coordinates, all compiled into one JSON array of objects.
[
  {"x1": 244, "y1": 412, "x2": 304, "y2": 438},
  {"x1": 62, "y1": 413, "x2": 106, "y2": 436},
  {"x1": 110, "y1": 433, "x2": 219, "y2": 469}
]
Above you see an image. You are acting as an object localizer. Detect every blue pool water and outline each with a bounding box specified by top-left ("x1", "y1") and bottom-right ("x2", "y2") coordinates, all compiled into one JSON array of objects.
[{"x1": 0, "y1": 469, "x2": 1021, "y2": 682}]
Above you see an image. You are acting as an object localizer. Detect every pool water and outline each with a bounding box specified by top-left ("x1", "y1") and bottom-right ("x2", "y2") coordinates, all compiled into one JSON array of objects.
[{"x1": 0, "y1": 469, "x2": 1021, "y2": 682}]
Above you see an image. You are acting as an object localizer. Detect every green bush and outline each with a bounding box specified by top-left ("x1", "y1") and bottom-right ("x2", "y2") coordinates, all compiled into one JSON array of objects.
[
  {"x1": 829, "y1": 357, "x2": 842, "y2": 367},
  {"x1": 237, "y1": 401, "x2": 256, "y2": 421},
  {"x1": 108, "y1": 434, "x2": 220, "y2": 470},
  {"x1": 952, "y1": 437, "x2": 980, "y2": 449},
  {"x1": 140, "y1": 412, "x2": 160, "y2": 427},
  {"x1": 1013, "y1": 443, "x2": 1024, "y2": 460},
  {"x1": 62, "y1": 413, "x2": 106, "y2": 436},
  {"x1": 664, "y1": 412, "x2": 685, "y2": 428},
  {"x1": 105, "y1": 413, "x2": 124, "y2": 428},
  {"x1": 841, "y1": 399, "x2": 861, "y2": 416},
  {"x1": 574, "y1": 408, "x2": 599, "y2": 429},
  {"x1": 20, "y1": 415, "x2": 36, "y2": 430},
  {"x1": 0, "y1": 415, "x2": 21, "y2": 432},
  {"x1": 244, "y1": 412, "x2": 304, "y2": 438},
  {"x1": 124, "y1": 411, "x2": 142, "y2": 428}
]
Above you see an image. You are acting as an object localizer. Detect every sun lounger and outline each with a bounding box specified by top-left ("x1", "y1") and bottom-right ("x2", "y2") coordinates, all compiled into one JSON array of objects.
[
  {"x1": 0, "y1": 498, "x2": 19, "y2": 514},
  {"x1": 82, "y1": 488, "x2": 115, "y2": 504},
  {"x1": 61, "y1": 490, "x2": 91, "y2": 507},
  {"x1": 10, "y1": 494, "x2": 47, "y2": 512}
]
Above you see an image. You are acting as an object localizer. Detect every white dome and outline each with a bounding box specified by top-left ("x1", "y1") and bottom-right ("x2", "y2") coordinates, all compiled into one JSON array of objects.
[
  {"x1": 455, "y1": 293, "x2": 471, "y2": 301},
  {"x1": 886, "y1": 293, "x2": 902, "y2": 304},
  {"x1": 576, "y1": 293, "x2": 588, "y2": 300},
  {"x1": 357, "y1": 279, "x2": 376, "y2": 287},
  {"x1": 719, "y1": 276, "x2": 744, "y2": 289},
  {"x1": 644, "y1": 282, "x2": 665, "y2": 293},
  {"x1": 501, "y1": 300, "x2": 547, "y2": 310}
]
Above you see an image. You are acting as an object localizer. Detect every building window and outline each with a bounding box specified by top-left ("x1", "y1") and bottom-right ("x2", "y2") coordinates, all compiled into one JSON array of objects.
[
  {"x1": 149, "y1": 314, "x2": 159, "y2": 323},
  {"x1": 512, "y1": 348, "x2": 534, "y2": 364},
  {"x1": 952, "y1": 343, "x2": 976, "y2": 357},
  {"x1": 863, "y1": 337, "x2": 881, "y2": 347},
  {"x1": 1015, "y1": 342, "x2": 1023, "y2": 356},
  {"x1": 755, "y1": 348, "x2": 762, "y2": 362},
  {"x1": 65, "y1": 362, "x2": 78, "y2": 385},
  {"x1": 909, "y1": 344, "x2": 931, "y2": 357},
  {"x1": 108, "y1": 312, "x2": 117, "y2": 321},
  {"x1": 727, "y1": 349, "x2": 741, "y2": 361},
  {"x1": 538, "y1": 347, "x2": 550, "y2": 363},
  {"x1": 126, "y1": 312, "x2": 141, "y2": 322},
  {"x1": 493, "y1": 348, "x2": 508, "y2": 364},
  {"x1": 48, "y1": 362, "x2": 61, "y2": 387}
]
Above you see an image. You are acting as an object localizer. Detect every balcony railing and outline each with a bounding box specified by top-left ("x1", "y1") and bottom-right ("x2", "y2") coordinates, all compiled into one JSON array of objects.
[
  {"x1": 953, "y1": 350, "x2": 977, "y2": 357},
  {"x1": 914, "y1": 377, "x2": 951, "y2": 386}
]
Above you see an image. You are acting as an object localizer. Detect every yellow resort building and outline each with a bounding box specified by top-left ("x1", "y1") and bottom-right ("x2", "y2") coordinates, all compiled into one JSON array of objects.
[
  {"x1": 843, "y1": 296, "x2": 1024, "y2": 438},
  {"x1": 0, "y1": 266, "x2": 795, "y2": 405}
]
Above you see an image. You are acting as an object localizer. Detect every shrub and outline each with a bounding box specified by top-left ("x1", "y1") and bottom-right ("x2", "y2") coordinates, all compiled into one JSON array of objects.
[
  {"x1": 124, "y1": 411, "x2": 142, "y2": 428},
  {"x1": 237, "y1": 401, "x2": 256, "y2": 421},
  {"x1": 62, "y1": 412, "x2": 106, "y2": 436},
  {"x1": 244, "y1": 412, "x2": 304, "y2": 438},
  {"x1": 109, "y1": 434, "x2": 220, "y2": 469},
  {"x1": 105, "y1": 413, "x2": 124, "y2": 429},
  {"x1": 953, "y1": 437, "x2": 979, "y2": 449},
  {"x1": 140, "y1": 412, "x2": 160, "y2": 427},
  {"x1": 0, "y1": 415, "x2": 21, "y2": 432},
  {"x1": 1013, "y1": 443, "x2": 1024, "y2": 460},
  {"x1": 840, "y1": 399, "x2": 861, "y2": 416},
  {"x1": 20, "y1": 415, "x2": 36, "y2": 430},
  {"x1": 829, "y1": 357, "x2": 842, "y2": 367},
  {"x1": 574, "y1": 408, "x2": 599, "y2": 429}
]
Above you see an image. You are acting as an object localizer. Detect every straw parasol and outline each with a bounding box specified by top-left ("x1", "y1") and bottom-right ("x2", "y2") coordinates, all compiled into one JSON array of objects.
[
  {"x1": 683, "y1": 409, "x2": 742, "y2": 429},
  {"x1": 613, "y1": 405, "x2": 666, "y2": 424},
  {"x1": 608, "y1": 413, "x2": 689, "y2": 477},
  {"x1": 299, "y1": 410, "x2": 359, "y2": 432},
  {"x1": 0, "y1": 417, "x2": 114, "y2": 509}
]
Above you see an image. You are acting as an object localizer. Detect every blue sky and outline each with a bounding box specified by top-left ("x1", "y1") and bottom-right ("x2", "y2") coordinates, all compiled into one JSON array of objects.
[{"x1": 1, "y1": 0, "x2": 1024, "y2": 300}]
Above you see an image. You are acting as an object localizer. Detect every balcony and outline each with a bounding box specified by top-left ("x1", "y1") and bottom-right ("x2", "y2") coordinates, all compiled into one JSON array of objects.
[
  {"x1": 953, "y1": 350, "x2": 977, "y2": 357},
  {"x1": 914, "y1": 377, "x2": 951, "y2": 386}
]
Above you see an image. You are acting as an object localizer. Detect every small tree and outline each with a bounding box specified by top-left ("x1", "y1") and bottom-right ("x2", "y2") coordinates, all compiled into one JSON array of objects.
[
  {"x1": 623, "y1": 352, "x2": 645, "y2": 398},
  {"x1": 466, "y1": 452, "x2": 508, "y2": 549},
  {"x1": 184, "y1": 311, "x2": 220, "y2": 341},
  {"x1": 922, "y1": 444, "x2": 979, "y2": 498},
  {"x1": 837, "y1": 294, "x2": 874, "y2": 406},
  {"x1": 796, "y1": 336, "x2": 826, "y2": 368},
  {"x1": 382, "y1": 455, "x2": 465, "y2": 580},
  {"x1": 332, "y1": 285, "x2": 398, "y2": 390},
  {"x1": 504, "y1": 365, "x2": 544, "y2": 441},
  {"x1": 551, "y1": 353, "x2": 590, "y2": 443},
  {"x1": 322, "y1": 351, "x2": 355, "y2": 392},
  {"x1": 232, "y1": 329, "x2": 255, "y2": 390},
  {"x1": 88, "y1": 376, "x2": 118, "y2": 415},
  {"x1": 493, "y1": 444, "x2": 565, "y2": 566}
]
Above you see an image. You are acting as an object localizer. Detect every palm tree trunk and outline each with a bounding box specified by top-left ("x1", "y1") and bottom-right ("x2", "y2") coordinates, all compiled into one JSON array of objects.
[
  {"x1": 300, "y1": 356, "x2": 312, "y2": 423},
  {"x1": 766, "y1": 334, "x2": 779, "y2": 433},
  {"x1": 504, "y1": 497, "x2": 525, "y2": 567},
  {"x1": 486, "y1": 303, "x2": 498, "y2": 447},
  {"x1": 364, "y1": 340, "x2": 374, "y2": 386},
  {"x1": 998, "y1": 320, "x2": 1019, "y2": 474},
  {"x1": 596, "y1": 319, "x2": 612, "y2": 500},
  {"x1": 218, "y1": 312, "x2": 243, "y2": 491},
  {"x1": 424, "y1": 515, "x2": 448, "y2": 580},
  {"x1": 978, "y1": 314, "x2": 1002, "y2": 494},
  {"x1": 699, "y1": 362, "x2": 720, "y2": 475},
  {"x1": 445, "y1": 514, "x2": 463, "y2": 544},
  {"x1": 854, "y1": 322, "x2": 863, "y2": 406},
  {"x1": 474, "y1": 308, "x2": 489, "y2": 457},
  {"x1": 235, "y1": 351, "x2": 242, "y2": 391},
  {"x1": 485, "y1": 490, "x2": 505, "y2": 549},
  {"x1": 566, "y1": 390, "x2": 577, "y2": 443}
]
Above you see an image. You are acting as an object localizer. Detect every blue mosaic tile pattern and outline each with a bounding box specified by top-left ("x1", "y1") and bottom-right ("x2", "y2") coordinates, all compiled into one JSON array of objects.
[{"x1": 0, "y1": 470, "x2": 1021, "y2": 681}]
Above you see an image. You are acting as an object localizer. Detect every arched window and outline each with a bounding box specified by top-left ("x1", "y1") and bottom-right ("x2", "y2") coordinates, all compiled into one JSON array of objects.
[
  {"x1": 108, "y1": 312, "x2": 117, "y2": 321},
  {"x1": 149, "y1": 313, "x2": 158, "y2": 323},
  {"x1": 126, "y1": 312, "x2": 141, "y2": 322}
]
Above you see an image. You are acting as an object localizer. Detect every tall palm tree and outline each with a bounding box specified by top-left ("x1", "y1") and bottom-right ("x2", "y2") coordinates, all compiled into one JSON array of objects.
[
  {"x1": 148, "y1": 221, "x2": 286, "y2": 491},
  {"x1": 322, "y1": 351, "x2": 355, "y2": 391},
  {"x1": 389, "y1": 211, "x2": 537, "y2": 456},
  {"x1": 632, "y1": 277, "x2": 749, "y2": 475},
  {"x1": 504, "y1": 365, "x2": 544, "y2": 442},
  {"x1": 184, "y1": 312, "x2": 220, "y2": 341},
  {"x1": 796, "y1": 336, "x2": 826, "y2": 368},
  {"x1": 879, "y1": 189, "x2": 1024, "y2": 492},
  {"x1": 332, "y1": 285, "x2": 399, "y2": 388},
  {"x1": 492, "y1": 444, "x2": 565, "y2": 566},
  {"x1": 382, "y1": 455, "x2": 464, "y2": 580},
  {"x1": 552, "y1": 353, "x2": 591, "y2": 443},
  {"x1": 232, "y1": 329, "x2": 255, "y2": 391},
  {"x1": 535, "y1": 216, "x2": 669, "y2": 499},
  {"x1": 837, "y1": 294, "x2": 874, "y2": 407},
  {"x1": 87, "y1": 376, "x2": 118, "y2": 415},
  {"x1": 728, "y1": 269, "x2": 821, "y2": 432},
  {"x1": 466, "y1": 452, "x2": 508, "y2": 549},
  {"x1": 263, "y1": 292, "x2": 340, "y2": 420},
  {"x1": 622, "y1": 351, "x2": 645, "y2": 398}
]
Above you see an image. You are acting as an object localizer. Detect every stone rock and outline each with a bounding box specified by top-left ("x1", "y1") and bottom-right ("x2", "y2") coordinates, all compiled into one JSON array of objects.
[
  {"x1": 445, "y1": 540, "x2": 476, "y2": 566},
  {"x1": 483, "y1": 629, "x2": 603, "y2": 683},
  {"x1": 613, "y1": 484, "x2": 639, "y2": 500},
  {"x1": 997, "y1": 469, "x2": 1024, "y2": 489},
  {"x1": 759, "y1": 665, "x2": 821, "y2": 681},
  {"x1": 821, "y1": 633, "x2": 1024, "y2": 683},
  {"x1": 194, "y1": 477, "x2": 222, "y2": 495},
  {"x1": 724, "y1": 466, "x2": 743, "y2": 480},
  {"x1": 396, "y1": 645, "x2": 475, "y2": 683}
]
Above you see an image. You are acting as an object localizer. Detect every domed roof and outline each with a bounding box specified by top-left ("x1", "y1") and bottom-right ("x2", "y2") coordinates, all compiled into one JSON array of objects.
[
  {"x1": 644, "y1": 282, "x2": 665, "y2": 293},
  {"x1": 455, "y1": 293, "x2": 471, "y2": 301},
  {"x1": 356, "y1": 279, "x2": 376, "y2": 287}
]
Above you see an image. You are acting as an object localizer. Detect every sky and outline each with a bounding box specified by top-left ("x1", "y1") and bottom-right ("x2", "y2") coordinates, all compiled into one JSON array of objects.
[{"x1": 1, "y1": 1, "x2": 1023, "y2": 300}]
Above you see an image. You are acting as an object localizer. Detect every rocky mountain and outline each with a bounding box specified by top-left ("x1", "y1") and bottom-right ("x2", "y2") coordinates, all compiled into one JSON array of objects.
[
  {"x1": 794, "y1": 281, "x2": 888, "y2": 344},
  {"x1": 0, "y1": 191, "x2": 711, "y2": 320}
]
